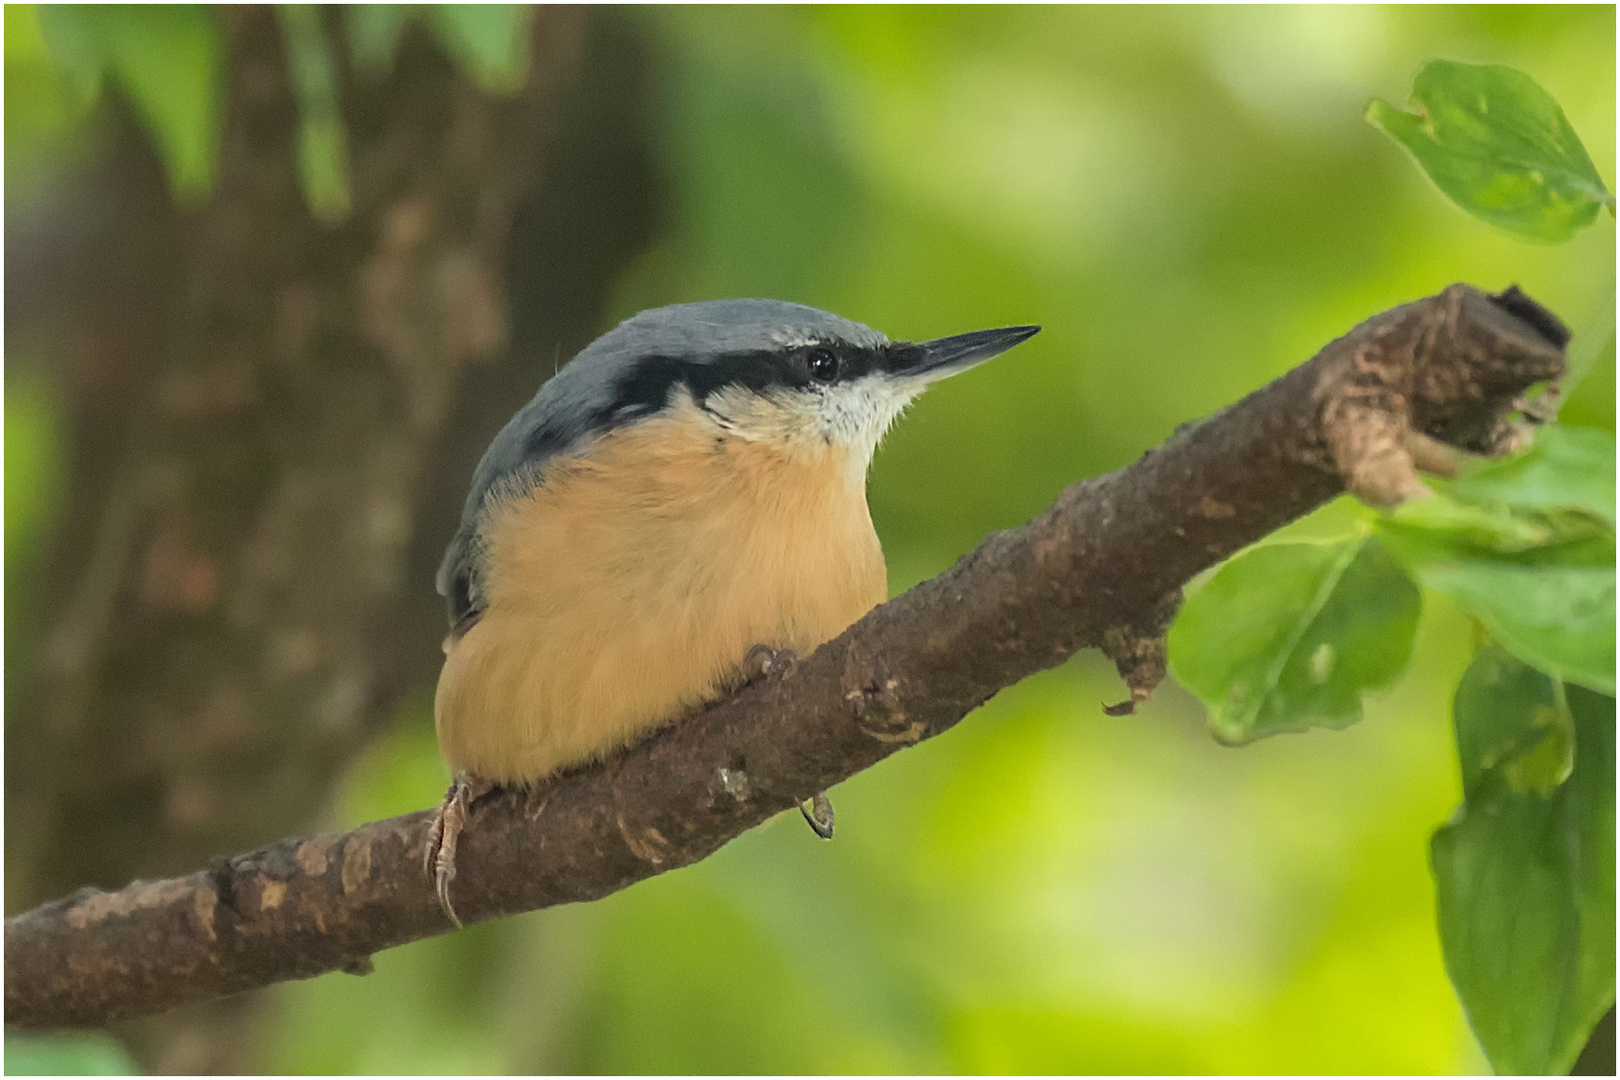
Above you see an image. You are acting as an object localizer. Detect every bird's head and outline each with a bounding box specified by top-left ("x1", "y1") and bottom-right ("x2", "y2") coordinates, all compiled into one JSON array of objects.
[
  {"x1": 440, "y1": 300, "x2": 1037, "y2": 624},
  {"x1": 558, "y1": 299, "x2": 1040, "y2": 474}
]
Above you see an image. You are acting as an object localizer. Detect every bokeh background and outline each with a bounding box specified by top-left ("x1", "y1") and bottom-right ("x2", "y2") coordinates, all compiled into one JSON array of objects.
[{"x1": 5, "y1": 5, "x2": 1614, "y2": 1074}]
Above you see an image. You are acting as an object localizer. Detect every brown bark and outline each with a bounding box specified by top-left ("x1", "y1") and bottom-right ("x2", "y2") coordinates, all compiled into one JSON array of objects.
[{"x1": 4, "y1": 283, "x2": 1568, "y2": 1031}]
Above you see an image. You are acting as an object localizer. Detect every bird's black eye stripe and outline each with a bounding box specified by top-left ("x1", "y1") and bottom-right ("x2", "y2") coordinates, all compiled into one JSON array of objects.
[
  {"x1": 611, "y1": 344, "x2": 874, "y2": 419},
  {"x1": 807, "y1": 347, "x2": 839, "y2": 382}
]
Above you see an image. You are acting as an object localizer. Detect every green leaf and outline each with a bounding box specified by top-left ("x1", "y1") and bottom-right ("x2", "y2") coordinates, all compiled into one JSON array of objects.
[
  {"x1": 1423, "y1": 562, "x2": 1613, "y2": 697},
  {"x1": 1567, "y1": 685, "x2": 1618, "y2": 1072},
  {"x1": 1168, "y1": 536, "x2": 1421, "y2": 745},
  {"x1": 1378, "y1": 495, "x2": 1615, "y2": 696},
  {"x1": 1433, "y1": 667, "x2": 1615, "y2": 1074},
  {"x1": 1381, "y1": 496, "x2": 1603, "y2": 556},
  {"x1": 1378, "y1": 433, "x2": 1617, "y2": 694},
  {"x1": 1449, "y1": 425, "x2": 1616, "y2": 527},
  {"x1": 1367, "y1": 60, "x2": 1613, "y2": 243},
  {"x1": 278, "y1": 6, "x2": 351, "y2": 224},
  {"x1": 4, "y1": 1032, "x2": 138, "y2": 1075},
  {"x1": 1451, "y1": 647, "x2": 1570, "y2": 800},
  {"x1": 429, "y1": 4, "x2": 531, "y2": 95},
  {"x1": 39, "y1": 5, "x2": 223, "y2": 198}
]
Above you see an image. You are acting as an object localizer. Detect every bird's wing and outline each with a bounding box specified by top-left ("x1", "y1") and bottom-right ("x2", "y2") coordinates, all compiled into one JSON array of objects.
[{"x1": 436, "y1": 388, "x2": 595, "y2": 637}]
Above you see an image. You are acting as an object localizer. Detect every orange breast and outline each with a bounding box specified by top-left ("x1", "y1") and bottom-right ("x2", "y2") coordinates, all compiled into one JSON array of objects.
[{"x1": 433, "y1": 396, "x2": 888, "y2": 784}]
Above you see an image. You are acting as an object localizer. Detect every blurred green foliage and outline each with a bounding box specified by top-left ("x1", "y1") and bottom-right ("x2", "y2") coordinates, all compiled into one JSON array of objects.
[
  {"x1": 279, "y1": 5, "x2": 351, "y2": 223},
  {"x1": 3, "y1": 1032, "x2": 137, "y2": 1075},
  {"x1": 421, "y1": 5, "x2": 531, "y2": 95},
  {"x1": 37, "y1": 4, "x2": 223, "y2": 198},
  {"x1": 22, "y1": 5, "x2": 534, "y2": 220},
  {"x1": 3, "y1": 371, "x2": 63, "y2": 561},
  {"x1": 345, "y1": 4, "x2": 531, "y2": 93},
  {"x1": 4, "y1": 6, "x2": 92, "y2": 205},
  {"x1": 6, "y1": 4, "x2": 1614, "y2": 1074}
]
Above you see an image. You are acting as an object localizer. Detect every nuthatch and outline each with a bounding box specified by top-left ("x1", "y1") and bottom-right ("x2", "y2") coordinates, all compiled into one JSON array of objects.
[{"x1": 425, "y1": 298, "x2": 1039, "y2": 923}]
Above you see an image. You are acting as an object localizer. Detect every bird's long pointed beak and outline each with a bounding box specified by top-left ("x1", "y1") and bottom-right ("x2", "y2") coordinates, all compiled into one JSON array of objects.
[{"x1": 886, "y1": 324, "x2": 1041, "y2": 384}]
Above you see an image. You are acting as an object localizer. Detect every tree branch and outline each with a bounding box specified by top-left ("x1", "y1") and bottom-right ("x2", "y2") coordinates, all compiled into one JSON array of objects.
[{"x1": 4, "y1": 284, "x2": 1568, "y2": 1030}]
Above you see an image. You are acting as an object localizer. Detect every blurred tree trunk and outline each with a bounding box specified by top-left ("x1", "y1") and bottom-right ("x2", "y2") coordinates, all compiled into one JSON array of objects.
[{"x1": 4, "y1": 5, "x2": 660, "y2": 1070}]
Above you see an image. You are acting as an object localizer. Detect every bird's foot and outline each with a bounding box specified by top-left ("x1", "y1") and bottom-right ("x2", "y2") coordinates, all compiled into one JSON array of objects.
[
  {"x1": 740, "y1": 643, "x2": 798, "y2": 685},
  {"x1": 735, "y1": 646, "x2": 828, "y2": 838},
  {"x1": 800, "y1": 790, "x2": 835, "y2": 839},
  {"x1": 423, "y1": 771, "x2": 494, "y2": 928}
]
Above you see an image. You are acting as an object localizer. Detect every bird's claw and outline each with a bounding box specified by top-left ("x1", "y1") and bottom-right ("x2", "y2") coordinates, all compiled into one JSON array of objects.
[
  {"x1": 423, "y1": 772, "x2": 490, "y2": 928},
  {"x1": 800, "y1": 790, "x2": 835, "y2": 839},
  {"x1": 740, "y1": 644, "x2": 798, "y2": 686}
]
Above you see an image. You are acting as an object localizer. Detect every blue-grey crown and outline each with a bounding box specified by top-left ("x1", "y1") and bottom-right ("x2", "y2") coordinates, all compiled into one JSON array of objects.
[{"x1": 576, "y1": 299, "x2": 889, "y2": 364}]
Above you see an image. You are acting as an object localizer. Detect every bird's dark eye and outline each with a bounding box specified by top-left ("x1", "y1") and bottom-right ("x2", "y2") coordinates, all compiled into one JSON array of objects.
[{"x1": 807, "y1": 347, "x2": 839, "y2": 382}]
